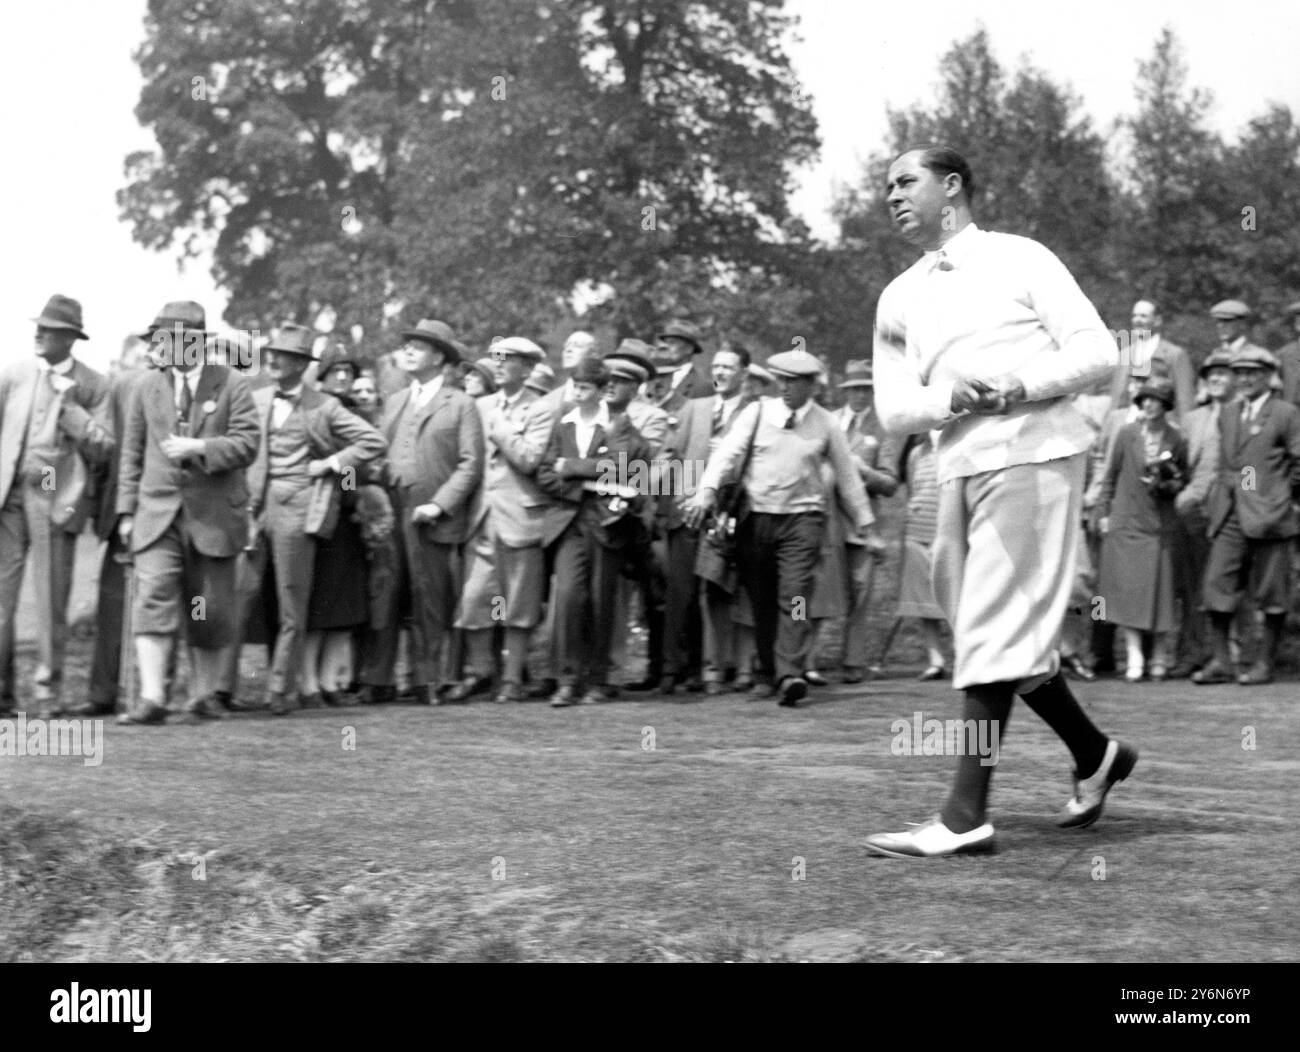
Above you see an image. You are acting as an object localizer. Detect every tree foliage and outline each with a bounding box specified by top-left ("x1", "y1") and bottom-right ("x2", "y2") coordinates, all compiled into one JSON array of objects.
[{"x1": 121, "y1": 0, "x2": 818, "y2": 348}]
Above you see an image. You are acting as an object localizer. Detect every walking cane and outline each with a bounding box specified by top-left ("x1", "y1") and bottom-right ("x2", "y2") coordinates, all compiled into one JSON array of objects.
[{"x1": 116, "y1": 540, "x2": 136, "y2": 721}]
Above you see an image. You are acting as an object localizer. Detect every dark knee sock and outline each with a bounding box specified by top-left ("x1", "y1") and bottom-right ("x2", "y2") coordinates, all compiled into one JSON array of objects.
[
  {"x1": 1208, "y1": 611, "x2": 1232, "y2": 666},
  {"x1": 940, "y1": 683, "x2": 1013, "y2": 834},
  {"x1": 1019, "y1": 672, "x2": 1108, "y2": 779}
]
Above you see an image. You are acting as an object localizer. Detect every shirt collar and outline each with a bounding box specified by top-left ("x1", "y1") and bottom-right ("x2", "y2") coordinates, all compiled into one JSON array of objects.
[
  {"x1": 672, "y1": 362, "x2": 693, "y2": 385},
  {"x1": 174, "y1": 364, "x2": 203, "y2": 389},
  {"x1": 561, "y1": 402, "x2": 610, "y2": 429},
  {"x1": 924, "y1": 222, "x2": 980, "y2": 272},
  {"x1": 769, "y1": 397, "x2": 812, "y2": 426},
  {"x1": 43, "y1": 357, "x2": 76, "y2": 377},
  {"x1": 274, "y1": 381, "x2": 304, "y2": 400},
  {"x1": 1246, "y1": 390, "x2": 1271, "y2": 416}
]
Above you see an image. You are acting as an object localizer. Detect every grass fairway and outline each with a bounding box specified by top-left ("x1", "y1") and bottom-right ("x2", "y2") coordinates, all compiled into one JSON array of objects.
[{"x1": 2, "y1": 662, "x2": 1296, "y2": 962}]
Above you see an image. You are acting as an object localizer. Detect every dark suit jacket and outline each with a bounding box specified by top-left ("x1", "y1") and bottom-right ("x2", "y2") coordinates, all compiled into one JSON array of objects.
[
  {"x1": 117, "y1": 364, "x2": 260, "y2": 556},
  {"x1": 0, "y1": 357, "x2": 114, "y2": 533},
  {"x1": 1276, "y1": 340, "x2": 1300, "y2": 408},
  {"x1": 379, "y1": 383, "x2": 484, "y2": 544},
  {"x1": 1206, "y1": 394, "x2": 1300, "y2": 540},
  {"x1": 248, "y1": 385, "x2": 388, "y2": 517},
  {"x1": 94, "y1": 367, "x2": 153, "y2": 540},
  {"x1": 1107, "y1": 337, "x2": 1196, "y2": 419},
  {"x1": 658, "y1": 394, "x2": 753, "y2": 530},
  {"x1": 536, "y1": 412, "x2": 653, "y2": 549}
]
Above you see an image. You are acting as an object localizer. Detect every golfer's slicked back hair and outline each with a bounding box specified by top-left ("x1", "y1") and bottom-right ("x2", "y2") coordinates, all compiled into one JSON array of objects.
[
  {"x1": 719, "y1": 342, "x2": 752, "y2": 369},
  {"x1": 910, "y1": 144, "x2": 976, "y2": 202}
]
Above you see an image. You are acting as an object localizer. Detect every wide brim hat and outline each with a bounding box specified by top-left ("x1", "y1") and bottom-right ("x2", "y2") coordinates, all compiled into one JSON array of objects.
[
  {"x1": 603, "y1": 348, "x2": 655, "y2": 384},
  {"x1": 138, "y1": 300, "x2": 207, "y2": 341},
  {"x1": 319, "y1": 342, "x2": 363, "y2": 378},
  {"x1": 464, "y1": 358, "x2": 499, "y2": 394},
  {"x1": 491, "y1": 336, "x2": 546, "y2": 362},
  {"x1": 401, "y1": 318, "x2": 461, "y2": 363},
  {"x1": 1229, "y1": 346, "x2": 1279, "y2": 371},
  {"x1": 524, "y1": 361, "x2": 556, "y2": 394},
  {"x1": 33, "y1": 294, "x2": 88, "y2": 340},
  {"x1": 264, "y1": 322, "x2": 320, "y2": 360},
  {"x1": 765, "y1": 349, "x2": 822, "y2": 379},
  {"x1": 839, "y1": 358, "x2": 873, "y2": 388},
  {"x1": 1133, "y1": 379, "x2": 1176, "y2": 410},
  {"x1": 655, "y1": 320, "x2": 704, "y2": 353},
  {"x1": 1209, "y1": 299, "x2": 1251, "y2": 320}
]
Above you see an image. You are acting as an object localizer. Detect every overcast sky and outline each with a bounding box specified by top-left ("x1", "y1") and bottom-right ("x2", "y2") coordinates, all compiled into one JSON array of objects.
[{"x1": 4, "y1": 0, "x2": 1298, "y2": 370}]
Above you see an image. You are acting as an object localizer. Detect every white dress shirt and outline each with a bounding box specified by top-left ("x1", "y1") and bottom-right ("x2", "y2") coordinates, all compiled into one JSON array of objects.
[
  {"x1": 270, "y1": 381, "x2": 305, "y2": 430},
  {"x1": 410, "y1": 373, "x2": 444, "y2": 409},
  {"x1": 561, "y1": 402, "x2": 611, "y2": 457}
]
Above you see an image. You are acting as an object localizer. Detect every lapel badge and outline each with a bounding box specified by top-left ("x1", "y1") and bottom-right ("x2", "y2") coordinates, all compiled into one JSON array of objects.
[{"x1": 202, "y1": 399, "x2": 218, "y2": 416}]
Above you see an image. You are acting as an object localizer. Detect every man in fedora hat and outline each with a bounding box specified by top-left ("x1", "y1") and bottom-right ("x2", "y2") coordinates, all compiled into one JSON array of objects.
[
  {"x1": 360, "y1": 319, "x2": 483, "y2": 705},
  {"x1": 451, "y1": 336, "x2": 551, "y2": 703},
  {"x1": 1194, "y1": 346, "x2": 1300, "y2": 686},
  {"x1": 115, "y1": 300, "x2": 260, "y2": 724},
  {"x1": 242, "y1": 322, "x2": 387, "y2": 714},
  {"x1": 0, "y1": 294, "x2": 114, "y2": 717},
  {"x1": 654, "y1": 319, "x2": 713, "y2": 410},
  {"x1": 684, "y1": 348, "x2": 879, "y2": 708}
]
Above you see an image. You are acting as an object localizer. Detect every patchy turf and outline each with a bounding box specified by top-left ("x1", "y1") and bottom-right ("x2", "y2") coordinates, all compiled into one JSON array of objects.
[{"x1": 2, "y1": 660, "x2": 1296, "y2": 962}]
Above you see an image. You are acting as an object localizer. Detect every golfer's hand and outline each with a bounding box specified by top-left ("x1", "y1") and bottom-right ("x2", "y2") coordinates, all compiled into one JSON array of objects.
[
  {"x1": 683, "y1": 489, "x2": 717, "y2": 530},
  {"x1": 951, "y1": 378, "x2": 1005, "y2": 415},
  {"x1": 117, "y1": 514, "x2": 134, "y2": 547}
]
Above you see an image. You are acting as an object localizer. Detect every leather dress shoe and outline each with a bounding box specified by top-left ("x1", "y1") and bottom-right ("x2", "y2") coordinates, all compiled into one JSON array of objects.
[
  {"x1": 1237, "y1": 660, "x2": 1273, "y2": 686},
  {"x1": 917, "y1": 665, "x2": 947, "y2": 681},
  {"x1": 211, "y1": 690, "x2": 236, "y2": 711},
  {"x1": 623, "y1": 677, "x2": 661, "y2": 693},
  {"x1": 841, "y1": 667, "x2": 865, "y2": 685},
  {"x1": 803, "y1": 669, "x2": 828, "y2": 687},
  {"x1": 1163, "y1": 661, "x2": 1198, "y2": 680},
  {"x1": 865, "y1": 816, "x2": 997, "y2": 858},
  {"x1": 321, "y1": 689, "x2": 358, "y2": 707},
  {"x1": 733, "y1": 674, "x2": 755, "y2": 692},
  {"x1": 494, "y1": 682, "x2": 526, "y2": 703},
  {"x1": 398, "y1": 685, "x2": 434, "y2": 705},
  {"x1": 703, "y1": 681, "x2": 726, "y2": 697},
  {"x1": 117, "y1": 697, "x2": 168, "y2": 726},
  {"x1": 683, "y1": 676, "x2": 704, "y2": 693},
  {"x1": 1191, "y1": 661, "x2": 1233, "y2": 685},
  {"x1": 298, "y1": 691, "x2": 327, "y2": 710},
  {"x1": 65, "y1": 700, "x2": 116, "y2": 717},
  {"x1": 1057, "y1": 739, "x2": 1138, "y2": 828},
  {"x1": 445, "y1": 675, "x2": 493, "y2": 703},
  {"x1": 358, "y1": 684, "x2": 397, "y2": 705},
  {"x1": 746, "y1": 681, "x2": 776, "y2": 701},
  {"x1": 267, "y1": 692, "x2": 295, "y2": 716},
  {"x1": 527, "y1": 678, "x2": 558, "y2": 700},
  {"x1": 657, "y1": 674, "x2": 678, "y2": 695},
  {"x1": 549, "y1": 684, "x2": 577, "y2": 708},
  {"x1": 190, "y1": 694, "x2": 227, "y2": 720},
  {"x1": 578, "y1": 687, "x2": 609, "y2": 705},
  {"x1": 779, "y1": 676, "x2": 808, "y2": 708}
]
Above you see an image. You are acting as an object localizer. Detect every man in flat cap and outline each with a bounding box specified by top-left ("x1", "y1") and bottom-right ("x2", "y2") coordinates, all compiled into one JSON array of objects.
[
  {"x1": 685, "y1": 347, "x2": 879, "y2": 708},
  {"x1": 1276, "y1": 300, "x2": 1300, "y2": 407},
  {"x1": 361, "y1": 319, "x2": 483, "y2": 705},
  {"x1": 1166, "y1": 350, "x2": 1237, "y2": 679},
  {"x1": 536, "y1": 356, "x2": 653, "y2": 706},
  {"x1": 866, "y1": 145, "x2": 1137, "y2": 857},
  {"x1": 1194, "y1": 346, "x2": 1300, "y2": 685},
  {"x1": 829, "y1": 359, "x2": 900, "y2": 682},
  {"x1": 0, "y1": 295, "x2": 114, "y2": 717},
  {"x1": 1112, "y1": 300, "x2": 1196, "y2": 420},
  {"x1": 116, "y1": 301, "x2": 259, "y2": 723},
  {"x1": 245, "y1": 323, "x2": 387, "y2": 713},
  {"x1": 450, "y1": 336, "x2": 551, "y2": 703},
  {"x1": 654, "y1": 319, "x2": 714, "y2": 410}
]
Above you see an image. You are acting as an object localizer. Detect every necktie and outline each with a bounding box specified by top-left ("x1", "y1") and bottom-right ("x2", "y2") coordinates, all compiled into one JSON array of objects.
[
  {"x1": 177, "y1": 375, "x2": 194, "y2": 420},
  {"x1": 711, "y1": 399, "x2": 725, "y2": 436},
  {"x1": 273, "y1": 389, "x2": 296, "y2": 401},
  {"x1": 783, "y1": 411, "x2": 796, "y2": 430}
]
